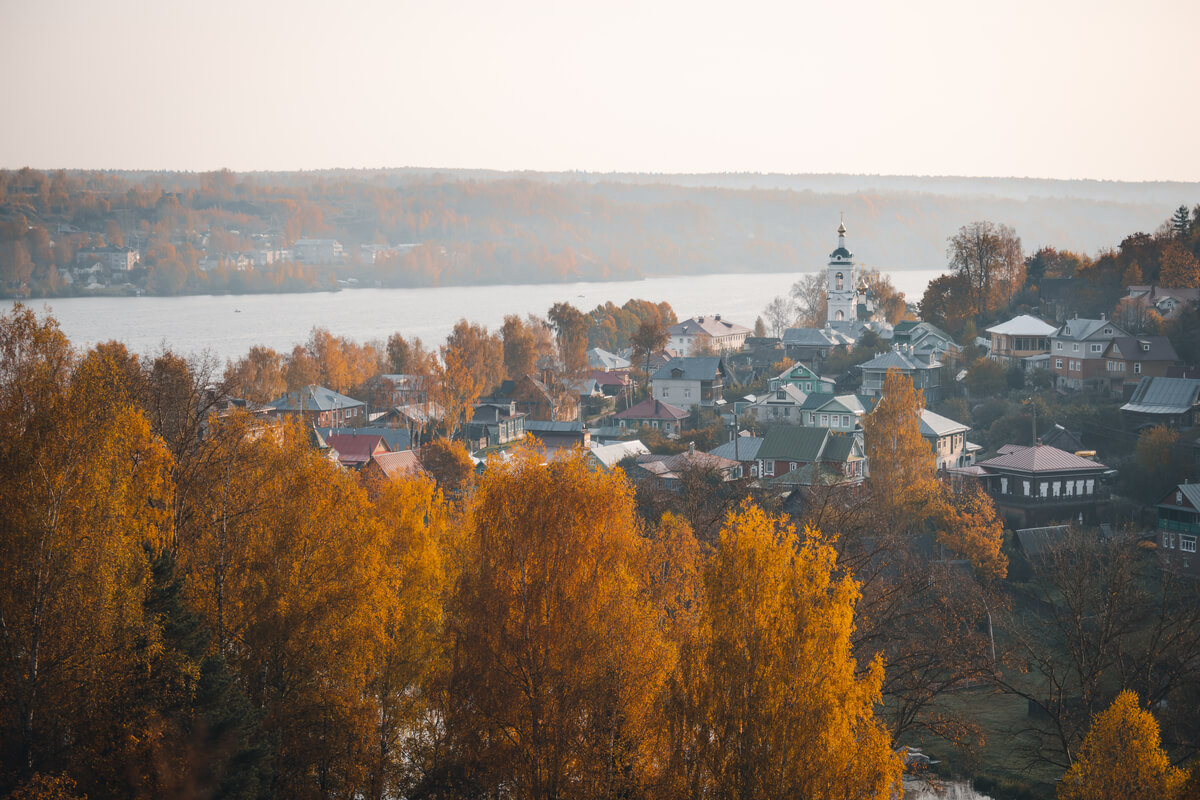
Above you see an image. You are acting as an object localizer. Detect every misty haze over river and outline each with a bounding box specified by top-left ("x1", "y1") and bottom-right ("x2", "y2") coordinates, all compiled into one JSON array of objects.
[{"x1": 11, "y1": 270, "x2": 944, "y2": 363}]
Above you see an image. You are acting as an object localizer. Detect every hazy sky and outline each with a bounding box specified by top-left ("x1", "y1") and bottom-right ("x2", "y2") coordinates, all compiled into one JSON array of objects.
[{"x1": 3, "y1": 0, "x2": 1198, "y2": 180}]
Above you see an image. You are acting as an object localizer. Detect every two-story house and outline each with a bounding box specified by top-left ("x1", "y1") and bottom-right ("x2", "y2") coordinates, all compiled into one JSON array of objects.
[
  {"x1": 1099, "y1": 336, "x2": 1179, "y2": 396},
  {"x1": 667, "y1": 315, "x2": 752, "y2": 355},
  {"x1": 891, "y1": 321, "x2": 959, "y2": 361},
  {"x1": 1050, "y1": 317, "x2": 1131, "y2": 391},
  {"x1": 986, "y1": 315, "x2": 1056, "y2": 369},
  {"x1": 973, "y1": 443, "x2": 1111, "y2": 527},
  {"x1": 1121, "y1": 377, "x2": 1200, "y2": 430},
  {"x1": 860, "y1": 347, "x2": 943, "y2": 402},
  {"x1": 782, "y1": 325, "x2": 855, "y2": 368},
  {"x1": 742, "y1": 384, "x2": 809, "y2": 426},
  {"x1": 651, "y1": 356, "x2": 725, "y2": 410},
  {"x1": 918, "y1": 409, "x2": 974, "y2": 470},
  {"x1": 768, "y1": 362, "x2": 836, "y2": 395},
  {"x1": 464, "y1": 400, "x2": 527, "y2": 449},
  {"x1": 1156, "y1": 483, "x2": 1200, "y2": 579}
]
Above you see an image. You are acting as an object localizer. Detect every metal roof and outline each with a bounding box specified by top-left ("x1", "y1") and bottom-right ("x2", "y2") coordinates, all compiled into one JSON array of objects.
[
  {"x1": 270, "y1": 384, "x2": 365, "y2": 412},
  {"x1": 525, "y1": 420, "x2": 587, "y2": 434},
  {"x1": 1121, "y1": 377, "x2": 1200, "y2": 414},
  {"x1": 614, "y1": 397, "x2": 689, "y2": 421},
  {"x1": 860, "y1": 349, "x2": 939, "y2": 372},
  {"x1": 1054, "y1": 318, "x2": 1128, "y2": 341},
  {"x1": 668, "y1": 316, "x2": 752, "y2": 338},
  {"x1": 985, "y1": 315, "x2": 1057, "y2": 336},
  {"x1": 977, "y1": 444, "x2": 1107, "y2": 474},
  {"x1": 651, "y1": 356, "x2": 724, "y2": 382},
  {"x1": 919, "y1": 409, "x2": 970, "y2": 438},
  {"x1": 1105, "y1": 336, "x2": 1179, "y2": 363},
  {"x1": 709, "y1": 437, "x2": 764, "y2": 461},
  {"x1": 317, "y1": 426, "x2": 411, "y2": 453}
]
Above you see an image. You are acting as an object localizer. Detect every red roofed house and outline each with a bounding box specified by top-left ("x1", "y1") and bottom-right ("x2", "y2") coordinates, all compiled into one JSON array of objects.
[
  {"x1": 614, "y1": 397, "x2": 689, "y2": 437},
  {"x1": 325, "y1": 432, "x2": 390, "y2": 470},
  {"x1": 973, "y1": 443, "x2": 1111, "y2": 527}
]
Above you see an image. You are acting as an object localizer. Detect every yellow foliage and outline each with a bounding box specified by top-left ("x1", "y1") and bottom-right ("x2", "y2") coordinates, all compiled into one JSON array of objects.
[{"x1": 1058, "y1": 690, "x2": 1186, "y2": 800}]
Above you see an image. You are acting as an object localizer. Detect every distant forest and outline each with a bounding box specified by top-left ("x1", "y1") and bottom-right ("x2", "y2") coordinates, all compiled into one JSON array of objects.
[{"x1": 0, "y1": 167, "x2": 1195, "y2": 297}]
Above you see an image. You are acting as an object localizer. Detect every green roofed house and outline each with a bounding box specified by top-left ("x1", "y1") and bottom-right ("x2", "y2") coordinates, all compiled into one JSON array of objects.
[
  {"x1": 768, "y1": 362, "x2": 835, "y2": 395},
  {"x1": 754, "y1": 425, "x2": 867, "y2": 485}
]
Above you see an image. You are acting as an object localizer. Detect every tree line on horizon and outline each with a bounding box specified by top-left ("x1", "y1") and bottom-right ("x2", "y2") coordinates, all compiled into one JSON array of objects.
[{"x1": 0, "y1": 167, "x2": 1186, "y2": 298}]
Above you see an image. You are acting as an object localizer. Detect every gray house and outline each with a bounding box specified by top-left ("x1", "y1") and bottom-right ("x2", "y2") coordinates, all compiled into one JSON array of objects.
[
  {"x1": 860, "y1": 347, "x2": 943, "y2": 402},
  {"x1": 651, "y1": 356, "x2": 726, "y2": 411}
]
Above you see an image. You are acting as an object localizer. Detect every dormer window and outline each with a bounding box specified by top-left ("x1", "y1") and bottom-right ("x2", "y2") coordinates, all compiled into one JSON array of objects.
[
  {"x1": 1104, "y1": 328, "x2": 1112, "y2": 335},
  {"x1": 1142, "y1": 344, "x2": 1150, "y2": 352},
  {"x1": 1064, "y1": 326, "x2": 1071, "y2": 335}
]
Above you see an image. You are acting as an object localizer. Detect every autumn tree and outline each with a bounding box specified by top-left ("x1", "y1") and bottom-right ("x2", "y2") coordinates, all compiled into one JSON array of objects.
[
  {"x1": 385, "y1": 332, "x2": 435, "y2": 375},
  {"x1": 1058, "y1": 691, "x2": 1185, "y2": 800},
  {"x1": 862, "y1": 269, "x2": 909, "y2": 324},
  {"x1": 501, "y1": 313, "x2": 539, "y2": 379},
  {"x1": 1160, "y1": 240, "x2": 1200, "y2": 288},
  {"x1": 791, "y1": 272, "x2": 828, "y2": 327},
  {"x1": 438, "y1": 319, "x2": 503, "y2": 435},
  {"x1": 965, "y1": 356, "x2": 1007, "y2": 397},
  {"x1": 630, "y1": 317, "x2": 668, "y2": 393},
  {"x1": 947, "y1": 221, "x2": 1025, "y2": 317},
  {"x1": 436, "y1": 447, "x2": 670, "y2": 799},
  {"x1": 418, "y1": 438, "x2": 475, "y2": 500},
  {"x1": 224, "y1": 345, "x2": 287, "y2": 403},
  {"x1": 670, "y1": 502, "x2": 902, "y2": 800},
  {"x1": 862, "y1": 368, "x2": 941, "y2": 526},
  {"x1": 919, "y1": 272, "x2": 973, "y2": 336},
  {"x1": 548, "y1": 301, "x2": 589, "y2": 376}
]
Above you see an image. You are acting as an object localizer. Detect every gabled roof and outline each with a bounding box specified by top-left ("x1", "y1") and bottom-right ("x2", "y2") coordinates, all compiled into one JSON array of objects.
[
  {"x1": 370, "y1": 450, "x2": 423, "y2": 479},
  {"x1": 800, "y1": 393, "x2": 868, "y2": 414},
  {"x1": 1054, "y1": 318, "x2": 1129, "y2": 341},
  {"x1": 637, "y1": 449, "x2": 740, "y2": 479},
  {"x1": 270, "y1": 384, "x2": 364, "y2": 412},
  {"x1": 1039, "y1": 424, "x2": 1083, "y2": 453},
  {"x1": 525, "y1": 420, "x2": 587, "y2": 435},
  {"x1": 651, "y1": 356, "x2": 724, "y2": 382},
  {"x1": 757, "y1": 426, "x2": 830, "y2": 461},
  {"x1": 976, "y1": 444, "x2": 1107, "y2": 474},
  {"x1": 326, "y1": 433, "x2": 388, "y2": 466},
  {"x1": 1104, "y1": 336, "x2": 1179, "y2": 363},
  {"x1": 860, "y1": 349, "x2": 939, "y2": 372},
  {"x1": 587, "y1": 369, "x2": 632, "y2": 387},
  {"x1": 317, "y1": 426, "x2": 411, "y2": 453},
  {"x1": 615, "y1": 397, "x2": 689, "y2": 421},
  {"x1": 587, "y1": 347, "x2": 632, "y2": 370},
  {"x1": 1122, "y1": 376, "x2": 1200, "y2": 415},
  {"x1": 919, "y1": 409, "x2": 969, "y2": 438},
  {"x1": 668, "y1": 316, "x2": 752, "y2": 338},
  {"x1": 782, "y1": 327, "x2": 854, "y2": 347},
  {"x1": 1158, "y1": 483, "x2": 1200, "y2": 510},
  {"x1": 588, "y1": 440, "x2": 651, "y2": 470},
  {"x1": 709, "y1": 436, "x2": 764, "y2": 462},
  {"x1": 748, "y1": 384, "x2": 808, "y2": 406},
  {"x1": 985, "y1": 315, "x2": 1057, "y2": 336}
]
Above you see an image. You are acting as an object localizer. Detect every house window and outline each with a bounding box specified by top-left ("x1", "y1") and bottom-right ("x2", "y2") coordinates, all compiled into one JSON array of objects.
[
  {"x1": 1104, "y1": 328, "x2": 1112, "y2": 335},
  {"x1": 1065, "y1": 481, "x2": 1074, "y2": 496},
  {"x1": 1090, "y1": 344, "x2": 1102, "y2": 353},
  {"x1": 1164, "y1": 532, "x2": 1176, "y2": 549},
  {"x1": 1023, "y1": 481, "x2": 1030, "y2": 496},
  {"x1": 1182, "y1": 536, "x2": 1197, "y2": 553},
  {"x1": 1086, "y1": 479, "x2": 1094, "y2": 494},
  {"x1": 1073, "y1": 343, "x2": 1080, "y2": 352},
  {"x1": 842, "y1": 415, "x2": 850, "y2": 427},
  {"x1": 662, "y1": 388, "x2": 669, "y2": 397},
  {"x1": 820, "y1": 414, "x2": 829, "y2": 426},
  {"x1": 1040, "y1": 482, "x2": 1048, "y2": 497},
  {"x1": 1134, "y1": 363, "x2": 1141, "y2": 373},
  {"x1": 684, "y1": 389, "x2": 692, "y2": 398},
  {"x1": 1142, "y1": 344, "x2": 1150, "y2": 352},
  {"x1": 1056, "y1": 342, "x2": 1063, "y2": 350},
  {"x1": 790, "y1": 462, "x2": 798, "y2": 472},
  {"x1": 1056, "y1": 359, "x2": 1063, "y2": 369}
]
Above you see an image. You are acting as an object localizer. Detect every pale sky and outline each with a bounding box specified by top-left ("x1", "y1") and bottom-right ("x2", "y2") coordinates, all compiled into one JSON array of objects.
[{"x1": 2, "y1": 0, "x2": 1198, "y2": 181}]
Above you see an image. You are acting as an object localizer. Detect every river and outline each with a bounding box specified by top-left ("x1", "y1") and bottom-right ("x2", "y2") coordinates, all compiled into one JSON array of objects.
[{"x1": 9, "y1": 269, "x2": 944, "y2": 363}]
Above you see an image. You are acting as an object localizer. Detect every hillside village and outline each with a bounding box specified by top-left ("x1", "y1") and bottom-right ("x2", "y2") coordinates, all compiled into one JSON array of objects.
[{"x1": 4, "y1": 207, "x2": 1200, "y2": 799}]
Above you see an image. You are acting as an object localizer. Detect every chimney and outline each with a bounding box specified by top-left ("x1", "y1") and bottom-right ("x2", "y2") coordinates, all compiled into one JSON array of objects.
[
  {"x1": 1100, "y1": 312, "x2": 1106, "y2": 321},
  {"x1": 688, "y1": 441, "x2": 695, "y2": 455},
  {"x1": 715, "y1": 314, "x2": 721, "y2": 320}
]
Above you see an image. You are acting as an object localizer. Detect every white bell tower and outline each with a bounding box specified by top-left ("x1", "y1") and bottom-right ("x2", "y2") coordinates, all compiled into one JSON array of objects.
[{"x1": 826, "y1": 215, "x2": 857, "y2": 325}]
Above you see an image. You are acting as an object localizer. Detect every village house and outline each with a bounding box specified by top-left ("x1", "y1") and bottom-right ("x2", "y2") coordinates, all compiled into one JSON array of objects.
[
  {"x1": 651, "y1": 356, "x2": 725, "y2": 410},
  {"x1": 724, "y1": 336, "x2": 786, "y2": 386},
  {"x1": 768, "y1": 362, "x2": 835, "y2": 395},
  {"x1": 1156, "y1": 483, "x2": 1200, "y2": 579},
  {"x1": 613, "y1": 397, "x2": 689, "y2": 436},
  {"x1": 634, "y1": 443, "x2": 743, "y2": 487},
  {"x1": 986, "y1": 315, "x2": 1056, "y2": 369},
  {"x1": 74, "y1": 245, "x2": 140, "y2": 271},
  {"x1": 860, "y1": 347, "x2": 943, "y2": 402},
  {"x1": 1050, "y1": 316, "x2": 1131, "y2": 391},
  {"x1": 709, "y1": 434, "x2": 765, "y2": 477},
  {"x1": 1121, "y1": 285, "x2": 1199, "y2": 324},
  {"x1": 485, "y1": 374, "x2": 579, "y2": 422},
  {"x1": 524, "y1": 420, "x2": 590, "y2": 452},
  {"x1": 324, "y1": 432, "x2": 390, "y2": 470},
  {"x1": 1099, "y1": 336, "x2": 1179, "y2": 396},
  {"x1": 742, "y1": 385, "x2": 809, "y2": 426},
  {"x1": 891, "y1": 321, "x2": 959, "y2": 360},
  {"x1": 667, "y1": 315, "x2": 752, "y2": 355},
  {"x1": 464, "y1": 400, "x2": 527, "y2": 449},
  {"x1": 799, "y1": 394, "x2": 868, "y2": 432},
  {"x1": 753, "y1": 426, "x2": 867, "y2": 485},
  {"x1": 316, "y1": 426, "x2": 411, "y2": 454},
  {"x1": 379, "y1": 374, "x2": 433, "y2": 406},
  {"x1": 587, "y1": 347, "x2": 632, "y2": 371},
  {"x1": 918, "y1": 409, "x2": 975, "y2": 470},
  {"x1": 782, "y1": 325, "x2": 855, "y2": 368},
  {"x1": 361, "y1": 450, "x2": 424, "y2": 482},
  {"x1": 267, "y1": 384, "x2": 366, "y2": 427},
  {"x1": 293, "y1": 238, "x2": 344, "y2": 264},
  {"x1": 971, "y1": 443, "x2": 1111, "y2": 527},
  {"x1": 585, "y1": 439, "x2": 651, "y2": 472},
  {"x1": 1120, "y1": 376, "x2": 1200, "y2": 430}
]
